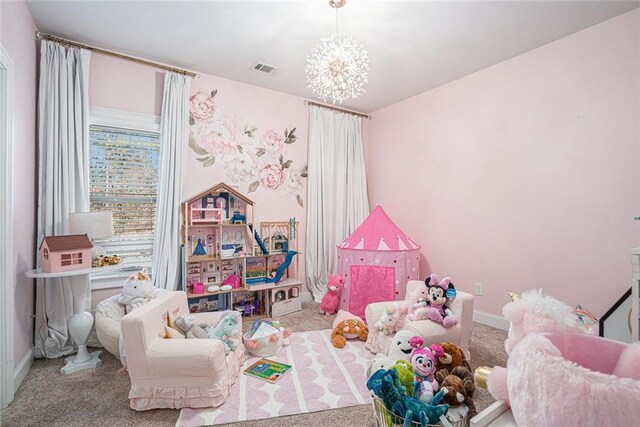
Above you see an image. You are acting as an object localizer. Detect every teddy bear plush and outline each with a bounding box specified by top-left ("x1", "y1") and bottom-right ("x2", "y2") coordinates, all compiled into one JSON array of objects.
[
  {"x1": 374, "y1": 305, "x2": 403, "y2": 335},
  {"x1": 330, "y1": 318, "x2": 368, "y2": 348},
  {"x1": 436, "y1": 365, "x2": 477, "y2": 419},
  {"x1": 174, "y1": 313, "x2": 209, "y2": 339},
  {"x1": 118, "y1": 268, "x2": 157, "y2": 313},
  {"x1": 434, "y1": 342, "x2": 471, "y2": 376},
  {"x1": 204, "y1": 312, "x2": 240, "y2": 354},
  {"x1": 319, "y1": 275, "x2": 344, "y2": 315}
]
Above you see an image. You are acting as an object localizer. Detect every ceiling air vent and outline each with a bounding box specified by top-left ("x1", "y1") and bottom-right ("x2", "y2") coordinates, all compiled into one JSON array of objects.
[{"x1": 253, "y1": 62, "x2": 276, "y2": 74}]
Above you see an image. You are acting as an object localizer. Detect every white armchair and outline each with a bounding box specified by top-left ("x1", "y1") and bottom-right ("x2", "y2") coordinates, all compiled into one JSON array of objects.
[{"x1": 365, "y1": 280, "x2": 474, "y2": 358}]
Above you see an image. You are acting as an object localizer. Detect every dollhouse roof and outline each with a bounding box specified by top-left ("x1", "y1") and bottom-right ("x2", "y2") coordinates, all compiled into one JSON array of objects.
[
  {"x1": 185, "y1": 181, "x2": 255, "y2": 206},
  {"x1": 39, "y1": 234, "x2": 93, "y2": 252},
  {"x1": 337, "y1": 205, "x2": 421, "y2": 252}
]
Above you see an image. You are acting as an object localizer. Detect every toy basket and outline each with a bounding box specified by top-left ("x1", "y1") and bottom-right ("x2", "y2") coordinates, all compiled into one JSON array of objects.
[
  {"x1": 372, "y1": 396, "x2": 469, "y2": 427},
  {"x1": 243, "y1": 328, "x2": 286, "y2": 357}
]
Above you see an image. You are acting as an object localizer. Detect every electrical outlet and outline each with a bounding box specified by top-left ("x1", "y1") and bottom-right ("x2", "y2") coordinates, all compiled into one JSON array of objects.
[{"x1": 474, "y1": 282, "x2": 484, "y2": 296}]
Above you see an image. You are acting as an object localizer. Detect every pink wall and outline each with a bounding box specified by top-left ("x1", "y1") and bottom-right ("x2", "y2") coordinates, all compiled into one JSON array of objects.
[
  {"x1": 89, "y1": 55, "x2": 319, "y2": 303},
  {"x1": 1, "y1": 0, "x2": 38, "y2": 367},
  {"x1": 367, "y1": 10, "x2": 640, "y2": 318}
]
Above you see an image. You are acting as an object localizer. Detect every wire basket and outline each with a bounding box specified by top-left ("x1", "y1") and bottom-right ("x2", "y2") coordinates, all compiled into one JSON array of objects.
[{"x1": 372, "y1": 396, "x2": 469, "y2": 427}]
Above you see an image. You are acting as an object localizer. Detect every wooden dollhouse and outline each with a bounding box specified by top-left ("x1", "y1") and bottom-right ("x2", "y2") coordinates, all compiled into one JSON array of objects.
[
  {"x1": 181, "y1": 182, "x2": 302, "y2": 317},
  {"x1": 39, "y1": 234, "x2": 93, "y2": 273}
]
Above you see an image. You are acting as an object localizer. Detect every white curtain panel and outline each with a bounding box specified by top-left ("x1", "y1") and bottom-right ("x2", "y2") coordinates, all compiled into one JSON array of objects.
[
  {"x1": 306, "y1": 106, "x2": 369, "y2": 301},
  {"x1": 35, "y1": 41, "x2": 91, "y2": 359},
  {"x1": 152, "y1": 72, "x2": 190, "y2": 290}
]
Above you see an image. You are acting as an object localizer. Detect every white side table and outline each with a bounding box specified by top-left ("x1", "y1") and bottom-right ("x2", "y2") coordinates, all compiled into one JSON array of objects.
[{"x1": 25, "y1": 264, "x2": 121, "y2": 374}]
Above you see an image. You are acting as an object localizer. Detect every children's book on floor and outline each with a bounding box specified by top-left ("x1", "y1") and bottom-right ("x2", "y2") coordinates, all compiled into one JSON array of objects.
[{"x1": 243, "y1": 358, "x2": 292, "y2": 383}]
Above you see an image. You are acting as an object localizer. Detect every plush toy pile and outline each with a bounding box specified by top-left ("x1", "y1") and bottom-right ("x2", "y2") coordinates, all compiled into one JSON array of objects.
[
  {"x1": 173, "y1": 311, "x2": 241, "y2": 354},
  {"x1": 367, "y1": 339, "x2": 475, "y2": 427}
]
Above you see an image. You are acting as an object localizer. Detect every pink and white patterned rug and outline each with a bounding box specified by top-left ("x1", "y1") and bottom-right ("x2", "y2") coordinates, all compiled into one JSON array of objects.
[{"x1": 176, "y1": 329, "x2": 375, "y2": 427}]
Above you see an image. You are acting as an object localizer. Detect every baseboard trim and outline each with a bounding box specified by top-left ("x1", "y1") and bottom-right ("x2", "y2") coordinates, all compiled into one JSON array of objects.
[
  {"x1": 13, "y1": 348, "x2": 33, "y2": 393},
  {"x1": 473, "y1": 310, "x2": 509, "y2": 331}
]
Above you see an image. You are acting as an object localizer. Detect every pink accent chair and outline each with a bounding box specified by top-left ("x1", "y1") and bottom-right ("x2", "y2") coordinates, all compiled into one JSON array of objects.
[
  {"x1": 365, "y1": 280, "x2": 474, "y2": 358},
  {"x1": 120, "y1": 291, "x2": 244, "y2": 411}
]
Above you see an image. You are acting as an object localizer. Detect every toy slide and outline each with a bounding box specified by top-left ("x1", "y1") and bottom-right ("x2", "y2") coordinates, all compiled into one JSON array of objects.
[{"x1": 265, "y1": 251, "x2": 299, "y2": 284}]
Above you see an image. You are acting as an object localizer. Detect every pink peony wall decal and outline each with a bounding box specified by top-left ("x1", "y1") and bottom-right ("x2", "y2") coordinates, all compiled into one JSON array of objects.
[{"x1": 188, "y1": 90, "x2": 307, "y2": 207}]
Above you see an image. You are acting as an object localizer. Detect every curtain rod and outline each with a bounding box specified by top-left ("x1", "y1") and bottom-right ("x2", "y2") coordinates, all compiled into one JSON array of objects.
[
  {"x1": 304, "y1": 100, "x2": 370, "y2": 119},
  {"x1": 35, "y1": 32, "x2": 197, "y2": 78}
]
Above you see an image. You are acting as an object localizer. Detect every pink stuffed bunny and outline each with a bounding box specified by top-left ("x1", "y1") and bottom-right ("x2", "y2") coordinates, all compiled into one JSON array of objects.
[{"x1": 319, "y1": 275, "x2": 344, "y2": 315}]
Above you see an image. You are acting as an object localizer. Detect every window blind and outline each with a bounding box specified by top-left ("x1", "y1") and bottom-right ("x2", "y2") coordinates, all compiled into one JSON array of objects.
[{"x1": 89, "y1": 124, "x2": 160, "y2": 266}]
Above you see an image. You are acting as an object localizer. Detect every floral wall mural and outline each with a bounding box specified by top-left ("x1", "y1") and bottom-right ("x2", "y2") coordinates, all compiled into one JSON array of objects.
[{"x1": 188, "y1": 90, "x2": 308, "y2": 206}]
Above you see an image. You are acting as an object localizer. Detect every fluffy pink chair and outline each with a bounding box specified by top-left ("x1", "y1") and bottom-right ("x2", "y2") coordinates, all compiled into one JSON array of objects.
[
  {"x1": 120, "y1": 291, "x2": 244, "y2": 410},
  {"x1": 487, "y1": 333, "x2": 640, "y2": 426},
  {"x1": 479, "y1": 289, "x2": 640, "y2": 426}
]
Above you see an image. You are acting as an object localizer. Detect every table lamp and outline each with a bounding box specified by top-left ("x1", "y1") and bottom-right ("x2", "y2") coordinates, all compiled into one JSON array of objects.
[{"x1": 69, "y1": 211, "x2": 113, "y2": 258}]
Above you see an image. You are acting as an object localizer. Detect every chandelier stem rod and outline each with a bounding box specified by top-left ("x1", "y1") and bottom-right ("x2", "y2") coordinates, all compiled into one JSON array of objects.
[
  {"x1": 304, "y1": 100, "x2": 370, "y2": 119},
  {"x1": 335, "y1": 7, "x2": 340, "y2": 38}
]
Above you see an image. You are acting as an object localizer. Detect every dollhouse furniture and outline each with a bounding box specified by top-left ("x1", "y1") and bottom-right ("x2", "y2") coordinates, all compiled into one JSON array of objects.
[
  {"x1": 39, "y1": 234, "x2": 93, "y2": 273},
  {"x1": 365, "y1": 280, "x2": 474, "y2": 357},
  {"x1": 337, "y1": 205, "x2": 421, "y2": 319},
  {"x1": 25, "y1": 263, "x2": 121, "y2": 374},
  {"x1": 120, "y1": 291, "x2": 244, "y2": 410}
]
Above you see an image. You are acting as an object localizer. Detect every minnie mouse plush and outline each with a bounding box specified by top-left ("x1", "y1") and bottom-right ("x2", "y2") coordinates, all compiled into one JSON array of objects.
[
  {"x1": 424, "y1": 274, "x2": 458, "y2": 328},
  {"x1": 409, "y1": 336, "x2": 444, "y2": 402}
]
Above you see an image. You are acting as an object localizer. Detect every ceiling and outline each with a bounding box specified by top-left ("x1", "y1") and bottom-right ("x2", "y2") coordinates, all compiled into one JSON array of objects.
[{"x1": 26, "y1": 0, "x2": 639, "y2": 113}]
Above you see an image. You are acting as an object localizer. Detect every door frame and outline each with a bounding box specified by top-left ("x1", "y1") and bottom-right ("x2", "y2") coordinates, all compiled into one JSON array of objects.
[{"x1": 0, "y1": 43, "x2": 16, "y2": 408}]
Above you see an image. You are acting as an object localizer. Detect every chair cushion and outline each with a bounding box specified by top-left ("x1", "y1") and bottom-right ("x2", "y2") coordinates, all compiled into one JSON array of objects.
[
  {"x1": 403, "y1": 320, "x2": 461, "y2": 344},
  {"x1": 147, "y1": 339, "x2": 226, "y2": 378}
]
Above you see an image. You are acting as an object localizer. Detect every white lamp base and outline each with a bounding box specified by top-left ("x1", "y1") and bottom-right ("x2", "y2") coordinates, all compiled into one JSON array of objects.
[{"x1": 62, "y1": 350, "x2": 102, "y2": 375}]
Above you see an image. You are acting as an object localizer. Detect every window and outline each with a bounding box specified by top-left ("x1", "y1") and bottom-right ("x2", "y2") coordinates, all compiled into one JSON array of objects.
[
  {"x1": 88, "y1": 108, "x2": 161, "y2": 289},
  {"x1": 60, "y1": 252, "x2": 82, "y2": 266},
  {"x1": 43, "y1": 248, "x2": 49, "y2": 260}
]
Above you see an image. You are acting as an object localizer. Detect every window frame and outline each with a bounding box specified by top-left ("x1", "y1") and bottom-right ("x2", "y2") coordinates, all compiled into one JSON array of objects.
[{"x1": 88, "y1": 107, "x2": 161, "y2": 290}]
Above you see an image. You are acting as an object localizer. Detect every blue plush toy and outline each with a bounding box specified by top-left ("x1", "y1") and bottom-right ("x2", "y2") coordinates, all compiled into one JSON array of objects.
[
  {"x1": 378, "y1": 372, "x2": 449, "y2": 427},
  {"x1": 205, "y1": 312, "x2": 240, "y2": 353}
]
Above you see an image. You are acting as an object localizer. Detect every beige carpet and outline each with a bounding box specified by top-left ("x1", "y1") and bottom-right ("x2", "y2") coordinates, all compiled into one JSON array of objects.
[{"x1": 1, "y1": 303, "x2": 507, "y2": 427}]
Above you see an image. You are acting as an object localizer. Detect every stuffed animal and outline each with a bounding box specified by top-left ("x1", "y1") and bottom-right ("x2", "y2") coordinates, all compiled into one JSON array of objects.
[
  {"x1": 434, "y1": 342, "x2": 470, "y2": 375},
  {"x1": 479, "y1": 333, "x2": 640, "y2": 426},
  {"x1": 409, "y1": 336, "x2": 444, "y2": 403},
  {"x1": 387, "y1": 330, "x2": 416, "y2": 361},
  {"x1": 374, "y1": 305, "x2": 402, "y2": 335},
  {"x1": 502, "y1": 288, "x2": 580, "y2": 354},
  {"x1": 205, "y1": 312, "x2": 240, "y2": 354},
  {"x1": 174, "y1": 313, "x2": 209, "y2": 339},
  {"x1": 330, "y1": 318, "x2": 368, "y2": 348},
  {"x1": 406, "y1": 281, "x2": 430, "y2": 321},
  {"x1": 422, "y1": 274, "x2": 458, "y2": 328},
  {"x1": 319, "y1": 275, "x2": 344, "y2": 315},
  {"x1": 436, "y1": 366, "x2": 477, "y2": 419},
  {"x1": 372, "y1": 369, "x2": 450, "y2": 427},
  {"x1": 367, "y1": 355, "x2": 396, "y2": 378},
  {"x1": 392, "y1": 359, "x2": 416, "y2": 397},
  {"x1": 118, "y1": 268, "x2": 156, "y2": 312}
]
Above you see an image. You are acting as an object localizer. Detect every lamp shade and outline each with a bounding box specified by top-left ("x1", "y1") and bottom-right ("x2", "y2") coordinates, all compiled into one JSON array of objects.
[{"x1": 69, "y1": 212, "x2": 113, "y2": 240}]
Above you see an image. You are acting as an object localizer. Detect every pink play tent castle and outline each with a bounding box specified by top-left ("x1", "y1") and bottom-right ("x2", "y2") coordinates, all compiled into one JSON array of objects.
[{"x1": 337, "y1": 205, "x2": 421, "y2": 318}]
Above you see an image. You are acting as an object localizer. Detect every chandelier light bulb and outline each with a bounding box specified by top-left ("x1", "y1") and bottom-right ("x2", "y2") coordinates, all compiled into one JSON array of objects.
[
  {"x1": 306, "y1": 35, "x2": 369, "y2": 105},
  {"x1": 306, "y1": 0, "x2": 369, "y2": 105}
]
